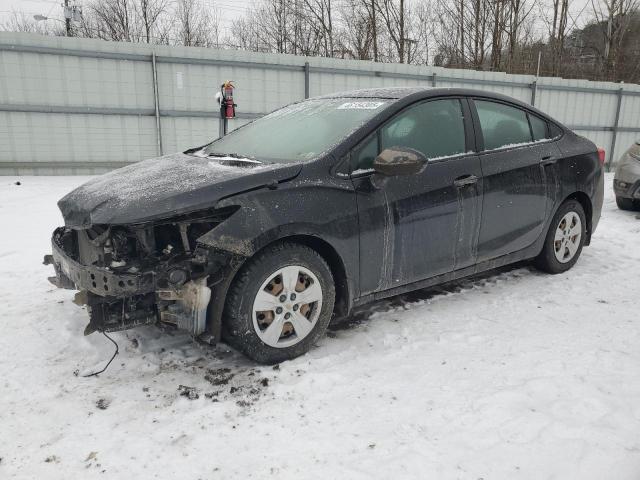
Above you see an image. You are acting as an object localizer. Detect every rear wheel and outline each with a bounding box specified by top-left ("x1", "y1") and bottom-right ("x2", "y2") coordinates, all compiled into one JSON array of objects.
[
  {"x1": 534, "y1": 199, "x2": 586, "y2": 274},
  {"x1": 222, "y1": 242, "x2": 335, "y2": 364},
  {"x1": 616, "y1": 196, "x2": 636, "y2": 211}
]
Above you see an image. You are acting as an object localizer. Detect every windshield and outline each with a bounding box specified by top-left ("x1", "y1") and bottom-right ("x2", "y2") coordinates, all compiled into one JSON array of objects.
[{"x1": 204, "y1": 98, "x2": 390, "y2": 163}]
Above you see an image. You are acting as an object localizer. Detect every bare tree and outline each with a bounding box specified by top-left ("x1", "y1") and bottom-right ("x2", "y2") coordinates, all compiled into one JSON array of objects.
[
  {"x1": 370, "y1": 0, "x2": 379, "y2": 61},
  {"x1": 229, "y1": 0, "x2": 333, "y2": 56},
  {"x1": 136, "y1": 0, "x2": 169, "y2": 43},
  {"x1": 76, "y1": 0, "x2": 173, "y2": 43},
  {"x1": 87, "y1": 0, "x2": 138, "y2": 41},
  {"x1": 0, "y1": 11, "x2": 62, "y2": 35},
  {"x1": 302, "y1": 0, "x2": 334, "y2": 56},
  {"x1": 174, "y1": 0, "x2": 220, "y2": 47},
  {"x1": 591, "y1": 0, "x2": 640, "y2": 79},
  {"x1": 550, "y1": 0, "x2": 571, "y2": 74},
  {"x1": 229, "y1": 1, "x2": 288, "y2": 53},
  {"x1": 376, "y1": 0, "x2": 407, "y2": 63},
  {"x1": 230, "y1": 10, "x2": 265, "y2": 51},
  {"x1": 471, "y1": 0, "x2": 492, "y2": 67},
  {"x1": 3, "y1": 0, "x2": 640, "y2": 83},
  {"x1": 409, "y1": 1, "x2": 431, "y2": 64},
  {"x1": 334, "y1": 0, "x2": 376, "y2": 60},
  {"x1": 505, "y1": 0, "x2": 536, "y2": 71}
]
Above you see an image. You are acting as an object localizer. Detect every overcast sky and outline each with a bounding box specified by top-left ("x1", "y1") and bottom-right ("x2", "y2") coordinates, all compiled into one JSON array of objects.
[{"x1": 0, "y1": 0, "x2": 255, "y2": 30}]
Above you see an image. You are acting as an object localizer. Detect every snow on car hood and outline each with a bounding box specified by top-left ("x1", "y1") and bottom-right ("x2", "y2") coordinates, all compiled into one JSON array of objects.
[{"x1": 58, "y1": 152, "x2": 302, "y2": 227}]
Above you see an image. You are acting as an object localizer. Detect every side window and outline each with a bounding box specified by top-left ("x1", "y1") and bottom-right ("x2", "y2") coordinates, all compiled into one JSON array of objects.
[
  {"x1": 549, "y1": 122, "x2": 563, "y2": 138},
  {"x1": 381, "y1": 99, "x2": 466, "y2": 159},
  {"x1": 529, "y1": 114, "x2": 548, "y2": 141},
  {"x1": 475, "y1": 100, "x2": 533, "y2": 150},
  {"x1": 351, "y1": 133, "x2": 378, "y2": 172}
]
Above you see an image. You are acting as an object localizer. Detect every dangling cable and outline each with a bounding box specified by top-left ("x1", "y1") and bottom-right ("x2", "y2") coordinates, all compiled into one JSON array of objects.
[{"x1": 83, "y1": 331, "x2": 119, "y2": 377}]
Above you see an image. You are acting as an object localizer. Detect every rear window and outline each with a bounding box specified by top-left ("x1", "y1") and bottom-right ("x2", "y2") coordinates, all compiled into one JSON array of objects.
[
  {"x1": 475, "y1": 100, "x2": 532, "y2": 150},
  {"x1": 549, "y1": 122, "x2": 563, "y2": 138}
]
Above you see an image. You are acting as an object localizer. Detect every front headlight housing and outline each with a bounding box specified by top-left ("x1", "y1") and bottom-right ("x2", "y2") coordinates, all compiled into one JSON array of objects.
[{"x1": 151, "y1": 206, "x2": 240, "y2": 256}]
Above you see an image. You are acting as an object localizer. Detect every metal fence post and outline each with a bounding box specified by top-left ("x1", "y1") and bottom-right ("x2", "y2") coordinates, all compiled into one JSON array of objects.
[
  {"x1": 530, "y1": 80, "x2": 537, "y2": 106},
  {"x1": 608, "y1": 85, "x2": 624, "y2": 171},
  {"x1": 151, "y1": 52, "x2": 163, "y2": 156},
  {"x1": 431, "y1": 73, "x2": 437, "y2": 87},
  {"x1": 304, "y1": 62, "x2": 310, "y2": 99}
]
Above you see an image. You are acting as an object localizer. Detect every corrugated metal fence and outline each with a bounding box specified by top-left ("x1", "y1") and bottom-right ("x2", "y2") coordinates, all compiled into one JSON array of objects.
[{"x1": 1, "y1": 32, "x2": 639, "y2": 175}]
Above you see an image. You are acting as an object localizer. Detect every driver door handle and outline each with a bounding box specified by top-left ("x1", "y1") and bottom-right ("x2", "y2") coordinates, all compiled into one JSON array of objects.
[
  {"x1": 454, "y1": 174, "x2": 479, "y2": 188},
  {"x1": 541, "y1": 155, "x2": 557, "y2": 166}
]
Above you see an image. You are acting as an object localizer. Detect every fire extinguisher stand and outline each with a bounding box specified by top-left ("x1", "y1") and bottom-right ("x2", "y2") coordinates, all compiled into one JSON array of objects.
[
  {"x1": 218, "y1": 113, "x2": 227, "y2": 138},
  {"x1": 218, "y1": 81, "x2": 236, "y2": 138}
]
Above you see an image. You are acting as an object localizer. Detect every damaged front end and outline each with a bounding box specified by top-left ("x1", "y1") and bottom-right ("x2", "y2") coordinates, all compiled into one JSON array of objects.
[{"x1": 44, "y1": 207, "x2": 240, "y2": 339}]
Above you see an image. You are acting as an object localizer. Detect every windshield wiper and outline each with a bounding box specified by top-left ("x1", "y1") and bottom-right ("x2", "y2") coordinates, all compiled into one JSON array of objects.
[{"x1": 207, "y1": 152, "x2": 262, "y2": 164}]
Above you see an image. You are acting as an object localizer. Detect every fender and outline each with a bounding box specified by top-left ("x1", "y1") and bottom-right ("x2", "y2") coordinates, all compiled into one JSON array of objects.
[
  {"x1": 197, "y1": 175, "x2": 361, "y2": 292},
  {"x1": 197, "y1": 177, "x2": 360, "y2": 342}
]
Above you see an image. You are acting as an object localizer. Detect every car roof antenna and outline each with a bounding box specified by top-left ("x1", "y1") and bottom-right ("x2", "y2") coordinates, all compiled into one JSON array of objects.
[{"x1": 82, "y1": 331, "x2": 119, "y2": 377}]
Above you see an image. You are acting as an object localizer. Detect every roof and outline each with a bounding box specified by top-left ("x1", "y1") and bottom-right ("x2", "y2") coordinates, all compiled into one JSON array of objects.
[
  {"x1": 318, "y1": 87, "x2": 431, "y2": 99},
  {"x1": 307, "y1": 87, "x2": 562, "y2": 128},
  {"x1": 315, "y1": 87, "x2": 553, "y2": 120},
  {"x1": 317, "y1": 86, "x2": 520, "y2": 101}
]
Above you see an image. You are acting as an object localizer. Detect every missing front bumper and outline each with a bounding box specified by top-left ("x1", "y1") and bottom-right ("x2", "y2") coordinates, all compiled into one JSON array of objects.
[
  {"x1": 45, "y1": 237, "x2": 214, "y2": 338},
  {"x1": 47, "y1": 240, "x2": 154, "y2": 297},
  {"x1": 82, "y1": 292, "x2": 159, "y2": 335}
]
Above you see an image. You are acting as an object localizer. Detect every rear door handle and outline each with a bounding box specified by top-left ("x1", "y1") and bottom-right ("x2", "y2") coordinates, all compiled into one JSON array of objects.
[
  {"x1": 541, "y1": 155, "x2": 557, "y2": 166},
  {"x1": 453, "y1": 174, "x2": 479, "y2": 188}
]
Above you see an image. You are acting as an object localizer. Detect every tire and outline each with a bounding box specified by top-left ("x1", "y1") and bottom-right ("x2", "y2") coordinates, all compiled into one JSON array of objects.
[
  {"x1": 222, "y1": 241, "x2": 335, "y2": 364},
  {"x1": 616, "y1": 196, "x2": 636, "y2": 211},
  {"x1": 534, "y1": 199, "x2": 586, "y2": 274}
]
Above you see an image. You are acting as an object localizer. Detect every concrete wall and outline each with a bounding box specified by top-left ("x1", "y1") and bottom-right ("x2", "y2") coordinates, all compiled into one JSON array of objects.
[{"x1": 1, "y1": 32, "x2": 639, "y2": 175}]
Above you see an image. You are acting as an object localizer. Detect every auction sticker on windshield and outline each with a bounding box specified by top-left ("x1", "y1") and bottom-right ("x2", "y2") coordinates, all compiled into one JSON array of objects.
[{"x1": 337, "y1": 101, "x2": 385, "y2": 110}]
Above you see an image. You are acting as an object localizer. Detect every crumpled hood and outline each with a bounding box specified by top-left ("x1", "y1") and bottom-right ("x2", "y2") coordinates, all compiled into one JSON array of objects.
[{"x1": 58, "y1": 152, "x2": 302, "y2": 227}]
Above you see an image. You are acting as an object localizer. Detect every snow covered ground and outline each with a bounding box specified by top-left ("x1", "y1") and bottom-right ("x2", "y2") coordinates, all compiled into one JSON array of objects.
[{"x1": 1, "y1": 173, "x2": 639, "y2": 480}]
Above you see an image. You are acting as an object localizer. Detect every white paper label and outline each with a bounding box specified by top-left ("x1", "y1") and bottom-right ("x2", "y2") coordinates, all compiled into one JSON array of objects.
[{"x1": 337, "y1": 101, "x2": 385, "y2": 110}]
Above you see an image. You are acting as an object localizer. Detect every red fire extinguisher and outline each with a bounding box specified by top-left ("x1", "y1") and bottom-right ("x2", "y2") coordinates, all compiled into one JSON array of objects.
[{"x1": 220, "y1": 81, "x2": 236, "y2": 119}]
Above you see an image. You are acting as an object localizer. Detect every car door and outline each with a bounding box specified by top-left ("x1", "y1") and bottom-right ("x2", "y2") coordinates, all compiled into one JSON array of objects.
[
  {"x1": 471, "y1": 99, "x2": 561, "y2": 262},
  {"x1": 350, "y1": 97, "x2": 483, "y2": 296}
]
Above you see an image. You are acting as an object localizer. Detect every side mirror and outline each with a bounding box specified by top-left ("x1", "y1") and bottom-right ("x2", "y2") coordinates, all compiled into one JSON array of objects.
[{"x1": 373, "y1": 147, "x2": 427, "y2": 176}]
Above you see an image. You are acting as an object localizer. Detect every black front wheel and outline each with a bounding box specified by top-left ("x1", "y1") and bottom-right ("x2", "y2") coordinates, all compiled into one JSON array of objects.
[
  {"x1": 222, "y1": 242, "x2": 335, "y2": 364},
  {"x1": 534, "y1": 199, "x2": 586, "y2": 274}
]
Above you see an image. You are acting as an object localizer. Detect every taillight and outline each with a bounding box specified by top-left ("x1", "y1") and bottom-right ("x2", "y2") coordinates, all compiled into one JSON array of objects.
[{"x1": 597, "y1": 147, "x2": 606, "y2": 166}]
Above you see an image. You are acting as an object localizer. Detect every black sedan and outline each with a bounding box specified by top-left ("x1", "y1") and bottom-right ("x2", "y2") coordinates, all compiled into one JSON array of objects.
[{"x1": 46, "y1": 87, "x2": 605, "y2": 363}]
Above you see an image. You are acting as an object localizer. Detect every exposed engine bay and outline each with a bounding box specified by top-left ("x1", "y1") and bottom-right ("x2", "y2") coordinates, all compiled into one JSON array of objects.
[
  {"x1": 44, "y1": 207, "x2": 240, "y2": 339},
  {"x1": 43, "y1": 151, "x2": 303, "y2": 345}
]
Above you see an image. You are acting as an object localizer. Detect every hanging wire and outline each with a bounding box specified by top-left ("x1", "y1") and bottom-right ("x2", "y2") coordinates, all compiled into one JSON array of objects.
[{"x1": 83, "y1": 331, "x2": 119, "y2": 377}]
